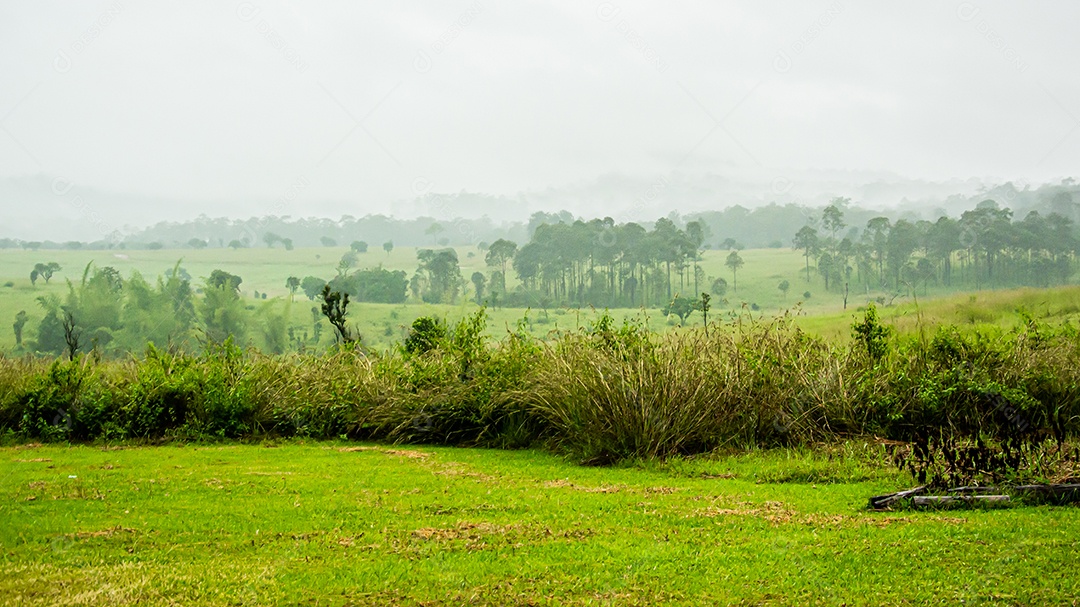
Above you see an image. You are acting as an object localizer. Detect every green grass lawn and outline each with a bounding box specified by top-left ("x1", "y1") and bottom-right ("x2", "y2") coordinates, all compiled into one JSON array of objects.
[{"x1": 2, "y1": 442, "x2": 1078, "y2": 605}]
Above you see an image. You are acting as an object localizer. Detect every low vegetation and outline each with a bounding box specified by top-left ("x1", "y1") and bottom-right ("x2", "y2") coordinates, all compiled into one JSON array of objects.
[{"x1": 3, "y1": 302, "x2": 1078, "y2": 488}]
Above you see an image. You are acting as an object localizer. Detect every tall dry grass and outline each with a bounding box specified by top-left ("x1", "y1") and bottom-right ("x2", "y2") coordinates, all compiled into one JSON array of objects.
[{"x1": 1, "y1": 308, "x2": 1079, "y2": 475}]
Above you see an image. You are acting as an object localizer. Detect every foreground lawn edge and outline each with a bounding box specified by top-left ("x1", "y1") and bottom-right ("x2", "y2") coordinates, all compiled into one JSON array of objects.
[{"x1": 2, "y1": 442, "x2": 1078, "y2": 606}]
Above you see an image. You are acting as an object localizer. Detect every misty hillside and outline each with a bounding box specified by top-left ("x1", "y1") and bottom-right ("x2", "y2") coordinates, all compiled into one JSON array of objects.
[{"x1": 1, "y1": 175, "x2": 1076, "y2": 251}]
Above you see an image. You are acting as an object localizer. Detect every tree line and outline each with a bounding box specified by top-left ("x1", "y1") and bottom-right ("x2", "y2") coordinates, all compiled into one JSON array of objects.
[
  {"x1": 281, "y1": 195, "x2": 1080, "y2": 316},
  {"x1": 794, "y1": 199, "x2": 1079, "y2": 303}
]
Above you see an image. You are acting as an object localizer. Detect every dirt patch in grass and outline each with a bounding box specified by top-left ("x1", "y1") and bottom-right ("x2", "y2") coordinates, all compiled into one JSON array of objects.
[
  {"x1": 337, "y1": 446, "x2": 497, "y2": 483},
  {"x1": 691, "y1": 500, "x2": 795, "y2": 522},
  {"x1": 338, "y1": 446, "x2": 431, "y2": 460},
  {"x1": 412, "y1": 521, "x2": 519, "y2": 541},
  {"x1": 691, "y1": 503, "x2": 969, "y2": 529},
  {"x1": 407, "y1": 520, "x2": 598, "y2": 551},
  {"x1": 644, "y1": 486, "x2": 681, "y2": 495},
  {"x1": 429, "y1": 461, "x2": 495, "y2": 482},
  {"x1": 70, "y1": 526, "x2": 138, "y2": 540},
  {"x1": 540, "y1": 480, "x2": 681, "y2": 496},
  {"x1": 541, "y1": 479, "x2": 625, "y2": 493}
]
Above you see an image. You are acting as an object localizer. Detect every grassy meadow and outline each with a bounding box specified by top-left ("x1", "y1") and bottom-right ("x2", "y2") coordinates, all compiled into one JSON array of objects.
[
  {"x1": 2, "y1": 244, "x2": 1072, "y2": 353},
  {"x1": 3, "y1": 245, "x2": 1080, "y2": 604},
  {"x1": 3, "y1": 441, "x2": 1079, "y2": 606}
]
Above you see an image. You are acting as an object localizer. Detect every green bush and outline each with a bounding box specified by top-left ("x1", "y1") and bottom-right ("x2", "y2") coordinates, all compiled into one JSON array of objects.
[{"x1": 404, "y1": 316, "x2": 446, "y2": 355}]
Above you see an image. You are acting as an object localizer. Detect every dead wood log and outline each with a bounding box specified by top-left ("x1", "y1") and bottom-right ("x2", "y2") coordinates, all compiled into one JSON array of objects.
[
  {"x1": 912, "y1": 495, "x2": 1010, "y2": 508},
  {"x1": 868, "y1": 485, "x2": 927, "y2": 510}
]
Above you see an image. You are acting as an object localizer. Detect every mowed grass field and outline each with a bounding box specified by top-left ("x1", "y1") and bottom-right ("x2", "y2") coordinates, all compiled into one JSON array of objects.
[{"x1": 3, "y1": 441, "x2": 1079, "y2": 606}]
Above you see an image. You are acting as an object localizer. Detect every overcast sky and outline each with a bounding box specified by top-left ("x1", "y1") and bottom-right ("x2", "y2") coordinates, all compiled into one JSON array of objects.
[{"x1": 1, "y1": 1, "x2": 1078, "y2": 224}]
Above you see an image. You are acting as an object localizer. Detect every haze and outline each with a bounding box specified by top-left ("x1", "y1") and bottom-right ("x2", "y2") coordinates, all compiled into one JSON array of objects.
[{"x1": 2, "y1": 1, "x2": 1079, "y2": 239}]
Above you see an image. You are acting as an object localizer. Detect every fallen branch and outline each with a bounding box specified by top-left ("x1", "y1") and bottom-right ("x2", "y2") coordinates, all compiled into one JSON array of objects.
[
  {"x1": 868, "y1": 483, "x2": 1080, "y2": 511},
  {"x1": 912, "y1": 495, "x2": 1010, "y2": 508},
  {"x1": 868, "y1": 485, "x2": 926, "y2": 510}
]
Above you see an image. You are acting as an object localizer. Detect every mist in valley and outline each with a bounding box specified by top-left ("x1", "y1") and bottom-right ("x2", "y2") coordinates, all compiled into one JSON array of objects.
[{"x1": 2, "y1": 1, "x2": 1078, "y2": 242}]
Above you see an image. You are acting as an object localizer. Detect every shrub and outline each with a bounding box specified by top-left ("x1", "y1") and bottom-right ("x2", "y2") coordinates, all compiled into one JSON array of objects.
[{"x1": 404, "y1": 317, "x2": 446, "y2": 355}]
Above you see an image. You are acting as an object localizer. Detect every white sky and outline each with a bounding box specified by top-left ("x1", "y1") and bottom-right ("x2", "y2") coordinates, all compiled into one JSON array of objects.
[{"x1": 1, "y1": 1, "x2": 1078, "y2": 222}]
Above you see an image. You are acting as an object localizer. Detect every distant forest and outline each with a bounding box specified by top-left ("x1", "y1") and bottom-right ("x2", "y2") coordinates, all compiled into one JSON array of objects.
[{"x1": 2, "y1": 180, "x2": 1077, "y2": 253}]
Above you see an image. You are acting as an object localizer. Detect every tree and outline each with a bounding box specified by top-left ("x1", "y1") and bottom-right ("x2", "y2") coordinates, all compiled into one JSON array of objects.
[
  {"x1": 485, "y1": 239, "x2": 518, "y2": 273},
  {"x1": 792, "y1": 226, "x2": 819, "y2": 283},
  {"x1": 425, "y1": 222, "x2": 444, "y2": 245},
  {"x1": 661, "y1": 294, "x2": 698, "y2": 322},
  {"x1": 416, "y1": 248, "x2": 462, "y2": 304},
  {"x1": 285, "y1": 276, "x2": 301, "y2": 296},
  {"x1": 188, "y1": 238, "x2": 208, "y2": 249},
  {"x1": 29, "y1": 269, "x2": 38, "y2": 286},
  {"x1": 383, "y1": 240, "x2": 394, "y2": 255},
  {"x1": 207, "y1": 269, "x2": 242, "y2": 291},
  {"x1": 485, "y1": 238, "x2": 517, "y2": 294},
  {"x1": 13, "y1": 310, "x2": 28, "y2": 346},
  {"x1": 915, "y1": 257, "x2": 935, "y2": 295},
  {"x1": 864, "y1": 217, "x2": 892, "y2": 284},
  {"x1": 960, "y1": 203, "x2": 1013, "y2": 283},
  {"x1": 778, "y1": 279, "x2": 790, "y2": 300},
  {"x1": 338, "y1": 251, "x2": 360, "y2": 274},
  {"x1": 34, "y1": 262, "x2": 60, "y2": 284},
  {"x1": 350, "y1": 240, "x2": 369, "y2": 253},
  {"x1": 328, "y1": 267, "x2": 408, "y2": 304},
  {"x1": 852, "y1": 303, "x2": 890, "y2": 361},
  {"x1": 885, "y1": 219, "x2": 920, "y2": 287},
  {"x1": 319, "y1": 284, "x2": 357, "y2": 345},
  {"x1": 710, "y1": 277, "x2": 728, "y2": 298},
  {"x1": 818, "y1": 243, "x2": 849, "y2": 293},
  {"x1": 34, "y1": 296, "x2": 65, "y2": 355},
  {"x1": 149, "y1": 261, "x2": 197, "y2": 348},
  {"x1": 320, "y1": 236, "x2": 337, "y2": 247},
  {"x1": 685, "y1": 220, "x2": 709, "y2": 294},
  {"x1": 62, "y1": 310, "x2": 80, "y2": 361},
  {"x1": 263, "y1": 232, "x2": 282, "y2": 248},
  {"x1": 725, "y1": 250, "x2": 744, "y2": 293},
  {"x1": 821, "y1": 200, "x2": 847, "y2": 241},
  {"x1": 300, "y1": 276, "x2": 327, "y2": 300},
  {"x1": 260, "y1": 300, "x2": 290, "y2": 354},
  {"x1": 228, "y1": 239, "x2": 245, "y2": 249},
  {"x1": 281, "y1": 238, "x2": 294, "y2": 251},
  {"x1": 200, "y1": 274, "x2": 247, "y2": 343},
  {"x1": 63, "y1": 264, "x2": 124, "y2": 350},
  {"x1": 112, "y1": 260, "x2": 196, "y2": 353},
  {"x1": 471, "y1": 271, "x2": 486, "y2": 304},
  {"x1": 158, "y1": 267, "x2": 189, "y2": 290},
  {"x1": 404, "y1": 317, "x2": 446, "y2": 355}
]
